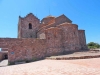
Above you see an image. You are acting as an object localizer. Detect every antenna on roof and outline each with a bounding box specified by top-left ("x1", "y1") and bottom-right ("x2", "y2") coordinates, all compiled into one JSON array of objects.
[
  {"x1": 20, "y1": 11, "x2": 21, "y2": 16},
  {"x1": 36, "y1": 8, "x2": 37, "y2": 17},
  {"x1": 49, "y1": 2, "x2": 51, "y2": 16},
  {"x1": 49, "y1": 7, "x2": 51, "y2": 15},
  {"x1": 35, "y1": 0, "x2": 38, "y2": 17}
]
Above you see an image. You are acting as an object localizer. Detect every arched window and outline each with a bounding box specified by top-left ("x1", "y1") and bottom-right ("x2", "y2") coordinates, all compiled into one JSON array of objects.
[{"x1": 29, "y1": 23, "x2": 32, "y2": 29}]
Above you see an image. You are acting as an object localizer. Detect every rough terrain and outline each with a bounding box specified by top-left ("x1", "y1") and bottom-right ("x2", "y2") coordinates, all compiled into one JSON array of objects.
[
  {"x1": 0, "y1": 58, "x2": 100, "y2": 75},
  {"x1": 0, "y1": 59, "x2": 8, "y2": 67}
]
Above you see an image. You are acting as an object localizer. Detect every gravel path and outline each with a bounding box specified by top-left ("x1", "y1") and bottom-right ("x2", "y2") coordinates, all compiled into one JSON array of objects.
[{"x1": 0, "y1": 58, "x2": 100, "y2": 75}]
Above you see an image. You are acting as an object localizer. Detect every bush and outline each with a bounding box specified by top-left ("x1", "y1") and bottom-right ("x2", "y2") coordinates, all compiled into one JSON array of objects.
[{"x1": 87, "y1": 42, "x2": 100, "y2": 49}]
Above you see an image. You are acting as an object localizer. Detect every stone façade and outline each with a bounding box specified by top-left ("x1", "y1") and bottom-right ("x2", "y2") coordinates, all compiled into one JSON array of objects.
[{"x1": 0, "y1": 13, "x2": 87, "y2": 64}]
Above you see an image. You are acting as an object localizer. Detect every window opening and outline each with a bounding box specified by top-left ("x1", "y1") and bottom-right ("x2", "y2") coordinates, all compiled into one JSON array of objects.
[{"x1": 29, "y1": 23, "x2": 32, "y2": 29}]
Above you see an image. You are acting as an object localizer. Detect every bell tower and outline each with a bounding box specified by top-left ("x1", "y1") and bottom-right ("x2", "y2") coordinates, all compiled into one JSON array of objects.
[{"x1": 18, "y1": 13, "x2": 40, "y2": 38}]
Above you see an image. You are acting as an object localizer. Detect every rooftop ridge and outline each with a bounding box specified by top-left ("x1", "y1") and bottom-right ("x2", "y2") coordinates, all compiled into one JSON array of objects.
[
  {"x1": 41, "y1": 15, "x2": 56, "y2": 21},
  {"x1": 56, "y1": 14, "x2": 72, "y2": 22},
  {"x1": 38, "y1": 22, "x2": 56, "y2": 32},
  {"x1": 19, "y1": 13, "x2": 39, "y2": 20}
]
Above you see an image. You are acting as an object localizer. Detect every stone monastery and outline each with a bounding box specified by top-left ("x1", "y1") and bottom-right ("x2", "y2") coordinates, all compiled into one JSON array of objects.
[{"x1": 0, "y1": 13, "x2": 87, "y2": 64}]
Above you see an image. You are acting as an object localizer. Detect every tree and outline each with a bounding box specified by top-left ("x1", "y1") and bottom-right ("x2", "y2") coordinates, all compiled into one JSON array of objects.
[{"x1": 87, "y1": 42, "x2": 100, "y2": 49}]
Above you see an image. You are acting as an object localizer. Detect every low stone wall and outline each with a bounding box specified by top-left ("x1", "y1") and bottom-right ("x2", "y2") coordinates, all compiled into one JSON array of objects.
[
  {"x1": 0, "y1": 52, "x2": 3, "y2": 61},
  {"x1": 1, "y1": 48, "x2": 8, "y2": 51},
  {"x1": 46, "y1": 54, "x2": 100, "y2": 60},
  {"x1": 0, "y1": 37, "x2": 88, "y2": 64},
  {"x1": 46, "y1": 55, "x2": 100, "y2": 60},
  {"x1": 90, "y1": 49, "x2": 100, "y2": 50},
  {"x1": 7, "y1": 38, "x2": 47, "y2": 64}
]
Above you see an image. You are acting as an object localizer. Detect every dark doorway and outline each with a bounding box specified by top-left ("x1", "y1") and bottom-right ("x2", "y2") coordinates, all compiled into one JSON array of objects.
[{"x1": 4, "y1": 54, "x2": 8, "y2": 59}]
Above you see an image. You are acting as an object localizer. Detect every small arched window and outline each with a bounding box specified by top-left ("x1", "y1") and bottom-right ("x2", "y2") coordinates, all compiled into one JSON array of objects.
[{"x1": 29, "y1": 23, "x2": 32, "y2": 29}]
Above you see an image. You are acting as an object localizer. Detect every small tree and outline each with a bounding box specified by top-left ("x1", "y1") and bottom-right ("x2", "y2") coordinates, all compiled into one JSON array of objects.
[{"x1": 87, "y1": 42, "x2": 100, "y2": 49}]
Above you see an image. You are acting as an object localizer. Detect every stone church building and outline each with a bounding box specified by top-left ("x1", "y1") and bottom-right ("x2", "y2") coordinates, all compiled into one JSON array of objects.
[{"x1": 0, "y1": 13, "x2": 87, "y2": 64}]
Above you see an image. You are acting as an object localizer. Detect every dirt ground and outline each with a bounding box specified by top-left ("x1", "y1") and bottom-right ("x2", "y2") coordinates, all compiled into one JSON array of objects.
[{"x1": 0, "y1": 58, "x2": 100, "y2": 75}]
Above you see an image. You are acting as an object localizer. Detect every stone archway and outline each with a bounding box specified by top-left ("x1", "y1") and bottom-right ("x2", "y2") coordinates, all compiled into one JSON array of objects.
[
  {"x1": 0, "y1": 48, "x2": 8, "y2": 60},
  {"x1": 4, "y1": 54, "x2": 8, "y2": 59}
]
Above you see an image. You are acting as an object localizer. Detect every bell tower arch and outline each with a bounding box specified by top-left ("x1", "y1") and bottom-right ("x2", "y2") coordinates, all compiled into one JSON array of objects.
[{"x1": 18, "y1": 13, "x2": 40, "y2": 38}]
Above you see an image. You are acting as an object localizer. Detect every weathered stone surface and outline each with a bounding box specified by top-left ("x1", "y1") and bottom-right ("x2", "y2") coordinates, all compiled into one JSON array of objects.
[
  {"x1": 55, "y1": 14, "x2": 72, "y2": 25},
  {"x1": 0, "y1": 52, "x2": 2, "y2": 61},
  {"x1": 0, "y1": 13, "x2": 87, "y2": 63},
  {"x1": 18, "y1": 13, "x2": 40, "y2": 38},
  {"x1": 41, "y1": 16, "x2": 55, "y2": 25},
  {"x1": 1, "y1": 48, "x2": 8, "y2": 51},
  {"x1": 57, "y1": 23, "x2": 80, "y2": 52},
  {"x1": 7, "y1": 38, "x2": 46, "y2": 63},
  {"x1": 45, "y1": 27, "x2": 63, "y2": 56},
  {"x1": 78, "y1": 30, "x2": 87, "y2": 50}
]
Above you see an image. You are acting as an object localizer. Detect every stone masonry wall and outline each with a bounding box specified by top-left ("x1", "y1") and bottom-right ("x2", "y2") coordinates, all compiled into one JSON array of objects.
[
  {"x1": 0, "y1": 52, "x2": 3, "y2": 61},
  {"x1": 45, "y1": 27, "x2": 63, "y2": 56},
  {"x1": 0, "y1": 13, "x2": 87, "y2": 63},
  {"x1": 55, "y1": 14, "x2": 72, "y2": 26},
  {"x1": 37, "y1": 23, "x2": 56, "y2": 39},
  {"x1": 18, "y1": 16, "x2": 22, "y2": 38},
  {"x1": 0, "y1": 38, "x2": 46, "y2": 63},
  {"x1": 57, "y1": 23, "x2": 80, "y2": 52},
  {"x1": 18, "y1": 13, "x2": 40, "y2": 38},
  {"x1": 8, "y1": 38, "x2": 46, "y2": 63},
  {"x1": 1, "y1": 48, "x2": 8, "y2": 51},
  {"x1": 78, "y1": 30, "x2": 87, "y2": 50},
  {"x1": 0, "y1": 38, "x2": 13, "y2": 48},
  {"x1": 41, "y1": 16, "x2": 55, "y2": 25}
]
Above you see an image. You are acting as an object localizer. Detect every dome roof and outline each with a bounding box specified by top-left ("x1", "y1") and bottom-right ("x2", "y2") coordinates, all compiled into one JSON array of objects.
[{"x1": 44, "y1": 15, "x2": 56, "y2": 18}]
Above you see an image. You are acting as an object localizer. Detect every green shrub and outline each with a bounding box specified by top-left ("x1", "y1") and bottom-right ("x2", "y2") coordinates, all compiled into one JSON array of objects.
[{"x1": 87, "y1": 42, "x2": 100, "y2": 49}]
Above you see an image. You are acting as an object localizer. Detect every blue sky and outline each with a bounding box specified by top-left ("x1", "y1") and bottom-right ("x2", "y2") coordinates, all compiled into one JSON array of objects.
[{"x1": 0, "y1": 0, "x2": 100, "y2": 44}]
